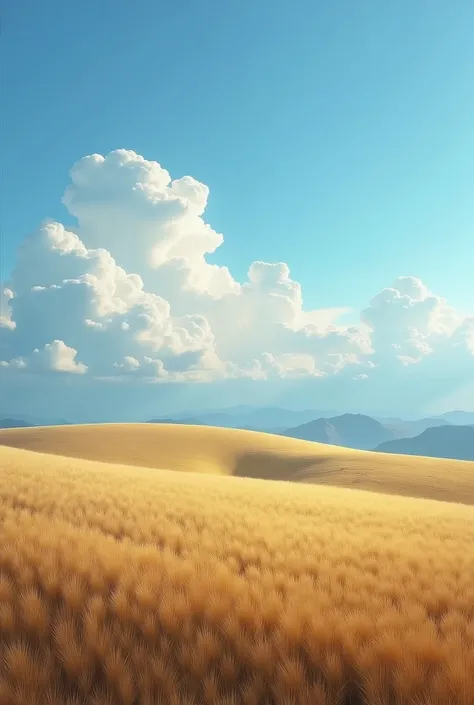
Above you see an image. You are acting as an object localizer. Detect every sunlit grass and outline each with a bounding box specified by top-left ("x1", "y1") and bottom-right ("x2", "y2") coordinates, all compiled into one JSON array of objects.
[{"x1": 0, "y1": 428, "x2": 473, "y2": 703}]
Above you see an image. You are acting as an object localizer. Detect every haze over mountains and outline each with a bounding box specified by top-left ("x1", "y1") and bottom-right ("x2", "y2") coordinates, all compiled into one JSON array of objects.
[
  {"x1": 0, "y1": 418, "x2": 35, "y2": 429},
  {"x1": 148, "y1": 407, "x2": 474, "y2": 458},
  {"x1": 158, "y1": 406, "x2": 341, "y2": 432},
  {"x1": 375, "y1": 425, "x2": 474, "y2": 461},
  {"x1": 149, "y1": 406, "x2": 474, "y2": 435},
  {"x1": 440, "y1": 410, "x2": 474, "y2": 426},
  {"x1": 282, "y1": 413, "x2": 398, "y2": 450}
]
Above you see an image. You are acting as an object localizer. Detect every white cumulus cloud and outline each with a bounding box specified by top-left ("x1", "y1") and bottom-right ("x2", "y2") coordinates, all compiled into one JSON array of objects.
[
  {"x1": 1, "y1": 149, "x2": 472, "y2": 398},
  {"x1": 1, "y1": 340, "x2": 87, "y2": 374},
  {"x1": 360, "y1": 276, "x2": 464, "y2": 366}
]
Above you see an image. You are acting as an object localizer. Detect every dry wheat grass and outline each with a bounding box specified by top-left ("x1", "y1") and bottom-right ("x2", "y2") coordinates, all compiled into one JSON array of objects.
[{"x1": 0, "y1": 443, "x2": 473, "y2": 704}]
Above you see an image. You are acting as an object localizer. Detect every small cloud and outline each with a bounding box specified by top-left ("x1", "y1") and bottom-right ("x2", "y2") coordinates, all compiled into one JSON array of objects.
[{"x1": 1, "y1": 340, "x2": 87, "y2": 375}]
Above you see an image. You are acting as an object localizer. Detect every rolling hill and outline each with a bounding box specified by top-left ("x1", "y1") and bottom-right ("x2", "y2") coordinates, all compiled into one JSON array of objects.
[
  {"x1": 1, "y1": 422, "x2": 474, "y2": 505},
  {"x1": 375, "y1": 424, "x2": 474, "y2": 461}
]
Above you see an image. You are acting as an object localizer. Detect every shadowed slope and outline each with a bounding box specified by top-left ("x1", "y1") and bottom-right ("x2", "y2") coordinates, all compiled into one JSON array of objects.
[{"x1": 1, "y1": 423, "x2": 474, "y2": 504}]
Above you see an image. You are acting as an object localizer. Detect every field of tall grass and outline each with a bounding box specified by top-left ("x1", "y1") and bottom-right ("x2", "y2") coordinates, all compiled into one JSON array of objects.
[{"x1": 0, "y1": 428, "x2": 474, "y2": 704}]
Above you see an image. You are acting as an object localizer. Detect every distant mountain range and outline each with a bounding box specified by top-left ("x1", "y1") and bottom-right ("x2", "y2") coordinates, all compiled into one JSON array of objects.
[
  {"x1": 150, "y1": 405, "x2": 474, "y2": 434},
  {"x1": 150, "y1": 406, "x2": 341, "y2": 433},
  {"x1": 0, "y1": 415, "x2": 70, "y2": 428},
  {"x1": 440, "y1": 410, "x2": 474, "y2": 426},
  {"x1": 281, "y1": 413, "x2": 397, "y2": 450},
  {"x1": 147, "y1": 407, "x2": 474, "y2": 461},
  {"x1": 0, "y1": 418, "x2": 35, "y2": 429},
  {"x1": 279, "y1": 413, "x2": 474, "y2": 459},
  {"x1": 374, "y1": 416, "x2": 457, "y2": 438},
  {"x1": 375, "y1": 425, "x2": 474, "y2": 461}
]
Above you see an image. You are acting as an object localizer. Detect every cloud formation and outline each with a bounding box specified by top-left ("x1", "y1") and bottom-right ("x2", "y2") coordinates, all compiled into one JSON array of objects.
[
  {"x1": 1, "y1": 149, "x2": 472, "y2": 397},
  {"x1": 1, "y1": 340, "x2": 87, "y2": 375}
]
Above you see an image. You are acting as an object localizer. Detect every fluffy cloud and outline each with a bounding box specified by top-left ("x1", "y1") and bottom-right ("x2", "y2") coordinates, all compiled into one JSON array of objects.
[
  {"x1": 1, "y1": 340, "x2": 86, "y2": 374},
  {"x1": 61, "y1": 150, "x2": 236, "y2": 300},
  {"x1": 1, "y1": 149, "x2": 472, "y2": 396},
  {"x1": 360, "y1": 276, "x2": 464, "y2": 366}
]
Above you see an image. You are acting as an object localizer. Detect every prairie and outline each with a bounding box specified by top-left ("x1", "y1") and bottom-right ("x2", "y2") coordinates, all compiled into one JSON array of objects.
[{"x1": 0, "y1": 424, "x2": 473, "y2": 704}]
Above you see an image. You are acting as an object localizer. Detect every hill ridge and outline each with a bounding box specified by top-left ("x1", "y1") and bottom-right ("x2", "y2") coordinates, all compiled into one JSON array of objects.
[{"x1": 1, "y1": 423, "x2": 474, "y2": 505}]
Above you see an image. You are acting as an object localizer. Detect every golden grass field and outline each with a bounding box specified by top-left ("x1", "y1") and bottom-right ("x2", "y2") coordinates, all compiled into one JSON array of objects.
[{"x1": 0, "y1": 423, "x2": 474, "y2": 704}]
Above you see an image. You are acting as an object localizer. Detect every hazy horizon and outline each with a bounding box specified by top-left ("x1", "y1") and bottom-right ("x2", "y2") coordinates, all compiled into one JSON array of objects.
[{"x1": 1, "y1": 403, "x2": 473, "y2": 427}]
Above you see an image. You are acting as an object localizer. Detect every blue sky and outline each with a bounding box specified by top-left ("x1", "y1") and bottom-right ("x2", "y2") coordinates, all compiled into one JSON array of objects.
[{"x1": 1, "y1": 0, "x2": 473, "y2": 420}]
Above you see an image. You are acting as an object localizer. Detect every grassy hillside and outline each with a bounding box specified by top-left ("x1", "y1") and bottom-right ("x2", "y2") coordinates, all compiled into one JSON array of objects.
[
  {"x1": 0, "y1": 440, "x2": 473, "y2": 704},
  {"x1": 1, "y1": 423, "x2": 474, "y2": 505}
]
